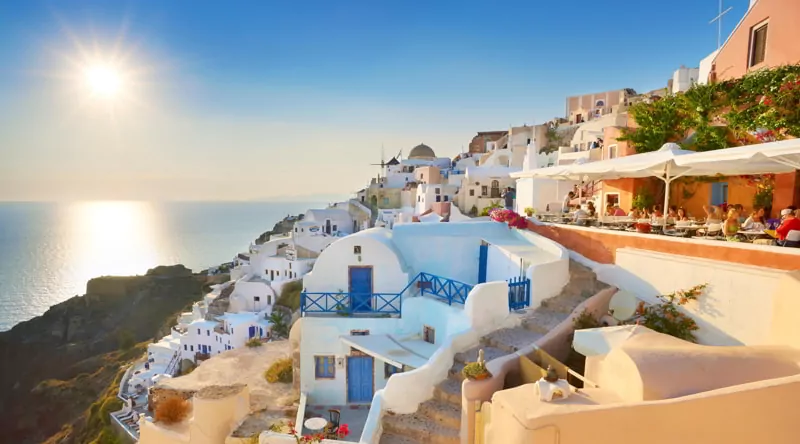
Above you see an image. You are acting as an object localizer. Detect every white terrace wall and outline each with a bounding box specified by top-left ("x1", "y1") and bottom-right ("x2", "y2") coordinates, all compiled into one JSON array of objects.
[
  {"x1": 392, "y1": 222, "x2": 518, "y2": 284},
  {"x1": 604, "y1": 248, "x2": 790, "y2": 346}
]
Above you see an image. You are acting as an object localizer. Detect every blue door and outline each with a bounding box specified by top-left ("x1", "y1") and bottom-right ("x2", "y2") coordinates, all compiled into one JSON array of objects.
[
  {"x1": 248, "y1": 326, "x2": 256, "y2": 338},
  {"x1": 347, "y1": 356, "x2": 374, "y2": 403},
  {"x1": 349, "y1": 267, "x2": 373, "y2": 312},
  {"x1": 478, "y1": 244, "x2": 488, "y2": 284}
]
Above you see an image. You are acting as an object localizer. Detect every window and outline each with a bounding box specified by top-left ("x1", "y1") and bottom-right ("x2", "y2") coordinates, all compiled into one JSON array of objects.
[
  {"x1": 350, "y1": 329, "x2": 370, "y2": 336},
  {"x1": 417, "y1": 196, "x2": 421, "y2": 202},
  {"x1": 382, "y1": 197, "x2": 389, "y2": 205},
  {"x1": 315, "y1": 356, "x2": 336, "y2": 379},
  {"x1": 268, "y1": 295, "x2": 272, "y2": 305},
  {"x1": 435, "y1": 187, "x2": 440, "y2": 195},
  {"x1": 605, "y1": 193, "x2": 620, "y2": 207},
  {"x1": 469, "y1": 189, "x2": 475, "y2": 197},
  {"x1": 595, "y1": 99, "x2": 605, "y2": 107},
  {"x1": 749, "y1": 22, "x2": 768, "y2": 67},
  {"x1": 385, "y1": 362, "x2": 403, "y2": 378},
  {"x1": 435, "y1": 195, "x2": 441, "y2": 202},
  {"x1": 607, "y1": 144, "x2": 618, "y2": 159},
  {"x1": 423, "y1": 325, "x2": 435, "y2": 344},
  {"x1": 207, "y1": 330, "x2": 210, "y2": 336},
  {"x1": 190, "y1": 345, "x2": 194, "y2": 351},
  {"x1": 184, "y1": 344, "x2": 187, "y2": 350},
  {"x1": 197, "y1": 328, "x2": 200, "y2": 334},
  {"x1": 289, "y1": 263, "x2": 292, "y2": 270},
  {"x1": 420, "y1": 174, "x2": 424, "y2": 180},
  {"x1": 354, "y1": 246, "x2": 362, "y2": 254},
  {"x1": 444, "y1": 196, "x2": 449, "y2": 202},
  {"x1": 332, "y1": 224, "x2": 337, "y2": 232},
  {"x1": 481, "y1": 186, "x2": 488, "y2": 196}
]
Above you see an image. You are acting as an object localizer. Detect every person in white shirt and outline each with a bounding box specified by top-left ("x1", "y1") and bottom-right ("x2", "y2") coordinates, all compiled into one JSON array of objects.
[{"x1": 743, "y1": 206, "x2": 767, "y2": 231}]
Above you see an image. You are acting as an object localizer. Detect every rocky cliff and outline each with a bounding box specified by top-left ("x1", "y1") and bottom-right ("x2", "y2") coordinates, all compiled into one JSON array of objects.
[
  {"x1": 254, "y1": 214, "x2": 303, "y2": 245},
  {"x1": 0, "y1": 264, "x2": 208, "y2": 444}
]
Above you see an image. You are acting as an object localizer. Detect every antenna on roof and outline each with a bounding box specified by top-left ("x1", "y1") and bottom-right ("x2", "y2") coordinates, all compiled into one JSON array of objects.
[{"x1": 709, "y1": 0, "x2": 733, "y2": 50}]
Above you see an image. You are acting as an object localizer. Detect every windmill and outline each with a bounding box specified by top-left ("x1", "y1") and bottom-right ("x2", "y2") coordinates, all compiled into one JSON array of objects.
[{"x1": 369, "y1": 145, "x2": 402, "y2": 176}]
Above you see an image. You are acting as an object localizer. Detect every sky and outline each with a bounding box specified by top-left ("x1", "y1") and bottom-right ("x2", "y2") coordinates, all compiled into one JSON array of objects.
[{"x1": 0, "y1": 0, "x2": 750, "y2": 201}]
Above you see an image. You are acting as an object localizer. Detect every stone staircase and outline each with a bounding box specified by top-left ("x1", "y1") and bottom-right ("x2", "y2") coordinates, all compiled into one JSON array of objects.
[{"x1": 378, "y1": 261, "x2": 608, "y2": 444}]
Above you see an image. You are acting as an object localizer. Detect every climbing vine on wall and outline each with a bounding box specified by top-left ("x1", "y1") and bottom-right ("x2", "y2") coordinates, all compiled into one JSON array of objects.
[{"x1": 618, "y1": 65, "x2": 800, "y2": 153}]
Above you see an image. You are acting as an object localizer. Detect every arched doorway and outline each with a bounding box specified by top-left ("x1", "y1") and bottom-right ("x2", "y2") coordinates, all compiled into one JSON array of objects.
[{"x1": 491, "y1": 180, "x2": 500, "y2": 198}]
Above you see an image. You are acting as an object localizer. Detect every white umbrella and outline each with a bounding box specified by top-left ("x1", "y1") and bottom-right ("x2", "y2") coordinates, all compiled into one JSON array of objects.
[
  {"x1": 674, "y1": 138, "x2": 800, "y2": 174},
  {"x1": 520, "y1": 143, "x2": 696, "y2": 212}
]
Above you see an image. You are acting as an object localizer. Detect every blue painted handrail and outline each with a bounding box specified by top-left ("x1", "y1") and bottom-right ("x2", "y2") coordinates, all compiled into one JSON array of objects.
[
  {"x1": 300, "y1": 272, "x2": 477, "y2": 315},
  {"x1": 301, "y1": 292, "x2": 401, "y2": 315},
  {"x1": 416, "y1": 272, "x2": 473, "y2": 306}
]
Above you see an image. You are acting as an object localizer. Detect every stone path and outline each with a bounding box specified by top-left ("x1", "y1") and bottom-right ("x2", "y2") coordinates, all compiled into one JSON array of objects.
[{"x1": 378, "y1": 261, "x2": 608, "y2": 444}]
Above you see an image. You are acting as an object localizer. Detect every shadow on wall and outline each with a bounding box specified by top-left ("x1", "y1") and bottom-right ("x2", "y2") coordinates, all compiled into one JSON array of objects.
[{"x1": 596, "y1": 264, "x2": 744, "y2": 346}]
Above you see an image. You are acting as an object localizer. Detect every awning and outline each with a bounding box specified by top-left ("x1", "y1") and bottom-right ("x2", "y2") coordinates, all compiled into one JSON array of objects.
[{"x1": 340, "y1": 334, "x2": 436, "y2": 369}]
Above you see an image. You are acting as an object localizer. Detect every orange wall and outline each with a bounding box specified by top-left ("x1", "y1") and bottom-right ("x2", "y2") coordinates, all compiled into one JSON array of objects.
[
  {"x1": 714, "y1": 0, "x2": 800, "y2": 81},
  {"x1": 773, "y1": 171, "x2": 800, "y2": 211},
  {"x1": 526, "y1": 222, "x2": 800, "y2": 271}
]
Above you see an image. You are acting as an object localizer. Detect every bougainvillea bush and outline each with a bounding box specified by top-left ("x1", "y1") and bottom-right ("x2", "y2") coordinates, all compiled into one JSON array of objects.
[{"x1": 489, "y1": 209, "x2": 529, "y2": 229}]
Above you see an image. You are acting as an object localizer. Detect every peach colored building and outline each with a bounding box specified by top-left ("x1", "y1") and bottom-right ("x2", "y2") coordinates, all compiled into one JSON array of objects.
[
  {"x1": 712, "y1": 0, "x2": 800, "y2": 82},
  {"x1": 414, "y1": 166, "x2": 442, "y2": 185},
  {"x1": 565, "y1": 89, "x2": 636, "y2": 125}
]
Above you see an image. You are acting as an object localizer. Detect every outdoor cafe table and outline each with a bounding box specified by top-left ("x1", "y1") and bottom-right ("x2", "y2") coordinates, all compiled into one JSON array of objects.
[{"x1": 738, "y1": 230, "x2": 765, "y2": 241}]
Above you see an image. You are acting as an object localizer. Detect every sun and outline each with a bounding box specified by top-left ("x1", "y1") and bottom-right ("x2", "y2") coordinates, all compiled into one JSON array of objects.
[{"x1": 84, "y1": 64, "x2": 124, "y2": 98}]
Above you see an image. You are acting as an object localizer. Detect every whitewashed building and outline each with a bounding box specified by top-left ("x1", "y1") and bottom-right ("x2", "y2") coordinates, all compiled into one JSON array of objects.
[{"x1": 296, "y1": 222, "x2": 569, "y2": 406}]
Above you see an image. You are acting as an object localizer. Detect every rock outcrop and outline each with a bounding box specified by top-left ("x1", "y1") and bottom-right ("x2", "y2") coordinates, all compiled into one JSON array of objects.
[
  {"x1": 255, "y1": 214, "x2": 304, "y2": 245},
  {"x1": 0, "y1": 264, "x2": 207, "y2": 444}
]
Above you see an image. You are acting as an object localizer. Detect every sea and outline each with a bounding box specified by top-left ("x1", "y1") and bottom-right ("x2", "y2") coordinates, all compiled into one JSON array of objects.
[{"x1": 0, "y1": 201, "x2": 326, "y2": 332}]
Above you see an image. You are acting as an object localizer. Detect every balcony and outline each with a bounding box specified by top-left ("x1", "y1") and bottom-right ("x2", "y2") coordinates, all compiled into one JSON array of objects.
[
  {"x1": 557, "y1": 146, "x2": 603, "y2": 165},
  {"x1": 301, "y1": 292, "x2": 402, "y2": 316}
]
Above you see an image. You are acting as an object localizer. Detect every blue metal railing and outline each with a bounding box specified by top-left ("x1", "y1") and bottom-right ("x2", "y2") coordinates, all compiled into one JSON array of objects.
[
  {"x1": 301, "y1": 292, "x2": 402, "y2": 315},
  {"x1": 416, "y1": 272, "x2": 473, "y2": 306}
]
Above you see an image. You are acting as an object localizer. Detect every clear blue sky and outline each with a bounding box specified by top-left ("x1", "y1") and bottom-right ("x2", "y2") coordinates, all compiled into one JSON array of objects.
[{"x1": 0, "y1": 0, "x2": 749, "y2": 201}]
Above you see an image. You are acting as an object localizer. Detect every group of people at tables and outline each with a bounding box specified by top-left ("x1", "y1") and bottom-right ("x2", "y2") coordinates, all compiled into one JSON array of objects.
[{"x1": 559, "y1": 189, "x2": 800, "y2": 247}]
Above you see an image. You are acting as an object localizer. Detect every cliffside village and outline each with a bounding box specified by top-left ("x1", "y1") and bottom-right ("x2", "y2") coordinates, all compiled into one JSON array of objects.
[{"x1": 113, "y1": 2, "x2": 800, "y2": 443}]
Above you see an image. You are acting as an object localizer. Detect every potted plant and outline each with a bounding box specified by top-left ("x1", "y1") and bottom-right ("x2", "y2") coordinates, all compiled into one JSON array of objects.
[
  {"x1": 524, "y1": 207, "x2": 534, "y2": 217},
  {"x1": 462, "y1": 361, "x2": 492, "y2": 381}
]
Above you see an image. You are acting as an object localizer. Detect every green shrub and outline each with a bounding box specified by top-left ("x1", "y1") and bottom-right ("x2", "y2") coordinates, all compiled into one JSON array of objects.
[
  {"x1": 572, "y1": 309, "x2": 601, "y2": 330},
  {"x1": 245, "y1": 338, "x2": 263, "y2": 348},
  {"x1": 277, "y1": 279, "x2": 303, "y2": 310},
  {"x1": 264, "y1": 358, "x2": 293, "y2": 383},
  {"x1": 462, "y1": 361, "x2": 491, "y2": 380}
]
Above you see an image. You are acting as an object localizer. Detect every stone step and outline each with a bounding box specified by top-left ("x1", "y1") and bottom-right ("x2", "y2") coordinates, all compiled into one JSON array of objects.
[
  {"x1": 418, "y1": 399, "x2": 461, "y2": 429},
  {"x1": 379, "y1": 432, "x2": 423, "y2": 444},
  {"x1": 481, "y1": 327, "x2": 544, "y2": 354},
  {"x1": 433, "y1": 378, "x2": 462, "y2": 406},
  {"x1": 454, "y1": 345, "x2": 507, "y2": 365},
  {"x1": 522, "y1": 307, "x2": 571, "y2": 335},
  {"x1": 448, "y1": 361, "x2": 466, "y2": 382},
  {"x1": 382, "y1": 412, "x2": 460, "y2": 444}
]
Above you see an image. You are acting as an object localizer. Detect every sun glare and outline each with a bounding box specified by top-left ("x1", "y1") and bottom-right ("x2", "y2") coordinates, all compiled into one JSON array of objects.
[{"x1": 84, "y1": 64, "x2": 123, "y2": 98}]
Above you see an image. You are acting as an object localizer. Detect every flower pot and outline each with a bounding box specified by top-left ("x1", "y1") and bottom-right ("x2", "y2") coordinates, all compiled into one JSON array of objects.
[{"x1": 635, "y1": 223, "x2": 652, "y2": 234}]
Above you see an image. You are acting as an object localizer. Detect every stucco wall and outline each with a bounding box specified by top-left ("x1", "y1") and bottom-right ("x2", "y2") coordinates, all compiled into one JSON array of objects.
[
  {"x1": 607, "y1": 248, "x2": 788, "y2": 346},
  {"x1": 714, "y1": 0, "x2": 800, "y2": 81},
  {"x1": 302, "y1": 230, "x2": 409, "y2": 294},
  {"x1": 487, "y1": 374, "x2": 800, "y2": 444}
]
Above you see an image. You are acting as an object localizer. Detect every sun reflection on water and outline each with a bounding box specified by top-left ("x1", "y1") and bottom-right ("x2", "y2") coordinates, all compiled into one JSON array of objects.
[{"x1": 64, "y1": 201, "x2": 162, "y2": 284}]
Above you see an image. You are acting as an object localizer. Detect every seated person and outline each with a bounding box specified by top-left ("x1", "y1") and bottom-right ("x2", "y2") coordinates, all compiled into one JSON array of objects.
[
  {"x1": 586, "y1": 201, "x2": 596, "y2": 217},
  {"x1": 743, "y1": 206, "x2": 767, "y2": 231},
  {"x1": 611, "y1": 205, "x2": 626, "y2": 216},
  {"x1": 676, "y1": 207, "x2": 689, "y2": 221},
  {"x1": 628, "y1": 208, "x2": 641, "y2": 219},
  {"x1": 702, "y1": 204, "x2": 723, "y2": 222},
  {"x1": 776, "y1": 207, "x2": 800, "y2": 246},
  {"x1": 667, "y1": 205, "x2": 678, "y2": 218},
  {"x1": 723, "y1": 209, "x2": 742, "y2": 241},
  {"x1": 572, "y1": 206, "x2": 590, "y2": 224}
]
